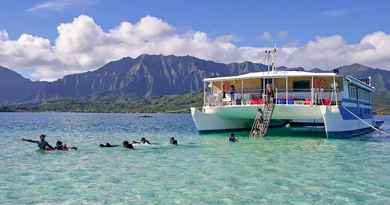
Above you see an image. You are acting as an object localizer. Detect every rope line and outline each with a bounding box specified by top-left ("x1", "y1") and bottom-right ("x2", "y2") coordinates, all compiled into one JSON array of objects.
[{"x1": 341, "y1": 105, "x2": 390, "y2": 136}]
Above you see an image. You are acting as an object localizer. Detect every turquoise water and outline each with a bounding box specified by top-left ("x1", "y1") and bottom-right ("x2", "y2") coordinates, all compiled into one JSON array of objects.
[{"x1": 0, "y1": 112, "x2": 390, "y2": 205}]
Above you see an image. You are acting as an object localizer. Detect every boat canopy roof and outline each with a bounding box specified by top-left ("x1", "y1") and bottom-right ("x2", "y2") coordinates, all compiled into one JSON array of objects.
[
  {"x1": 204, "y1": 70, "x2": 375, "y2": 92},
  {"x1": 203, "y1": 71, "x2": 340, "y2": 82}
]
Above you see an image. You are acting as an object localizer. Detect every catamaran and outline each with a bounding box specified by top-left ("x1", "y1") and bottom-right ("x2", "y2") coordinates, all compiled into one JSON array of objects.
[{"x1": 191, "y1": 49, "x2": 384, "y2": 138}]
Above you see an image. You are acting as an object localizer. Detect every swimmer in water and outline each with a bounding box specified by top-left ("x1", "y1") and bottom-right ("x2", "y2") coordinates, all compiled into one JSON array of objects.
[
  {"x1": 99, "y1": 143, "x2": 119, "y2": 148},
  {"x1": 141, "y1": 137, "x2": 151, "y2": 144},
  {"x1": 22, "y1": 134, "x2": 55, "y2": 151},
  {"x1": 228, "y1": 133, "x2": 238, "y2": 143},
  {"x1": 122, "y1": 141, "x2": 134, "y2": 149},
  {"x1": 170, "y1": 137, "x2": 178, "y2": 145},
  {"x1": 55, "y1": 141, "x2": 77, "y2": 151},
  {"x1": 133, "y1": 137, "x2": 151, "y2": 145}
]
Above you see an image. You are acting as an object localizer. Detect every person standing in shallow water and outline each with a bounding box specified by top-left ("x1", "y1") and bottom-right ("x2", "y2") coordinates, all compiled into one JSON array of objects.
[{"x1": 22, "y1": 134, "x2": 54, "y2": 151}]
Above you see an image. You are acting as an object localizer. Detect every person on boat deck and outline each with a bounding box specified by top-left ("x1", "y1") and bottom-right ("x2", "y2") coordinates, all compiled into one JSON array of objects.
[
  {"x1": 133, "y1": 137, "x2": 151, "y2": 145},
  {"x1": 265, "y1": 83, "x2": 275, "y2": 105},
  {"x1": 55, "y1": 141, "x2": 77, "y2": 151},
  {"x1": 222, "y1": 82, "x2": 229, "y2": 99},
  {"x1": 170, "y1": 137, "x2": 178, "y2": 145},
  {"x1": 22, "y1": 134, "x2": 55, "y2": 151},
  {"x1": 99, "y1": 143, "x2": 119, "y2": 148},
  {"x1": 230, "y1": 85, "x2": 236, "y2": 101},
  {"x1": 122, "y1": 141, "x2": 134, "y2": 149},
  {"x1": 228, "y1": 133, "x2": 238, "y2": 143}
]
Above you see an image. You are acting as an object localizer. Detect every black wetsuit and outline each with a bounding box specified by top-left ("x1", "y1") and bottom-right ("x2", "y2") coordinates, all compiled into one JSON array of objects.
[
  {"x1": 170, "y1": 138, "x2": 178, "y2": 145},
  {"x1": 229, "y1": 137, "x2": 238, "y2": 143},
  {"x1": 100, "y1": 143, "x2": 119, "y2": 148}
]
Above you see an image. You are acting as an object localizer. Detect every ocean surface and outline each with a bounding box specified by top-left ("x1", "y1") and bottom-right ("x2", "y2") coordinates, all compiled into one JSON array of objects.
[{"x1": 0, "y1": 112, "x2": 389, "y2": 205}]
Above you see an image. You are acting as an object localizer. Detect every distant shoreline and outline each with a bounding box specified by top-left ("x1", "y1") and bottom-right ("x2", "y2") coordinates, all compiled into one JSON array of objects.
[{"x1": 1, "y1": 91, "x2": 389, "y2": 115}]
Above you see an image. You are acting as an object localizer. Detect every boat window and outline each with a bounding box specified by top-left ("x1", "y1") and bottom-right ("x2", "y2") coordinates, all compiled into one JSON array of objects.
[
  {"x1": 348, "y1": 85, "x2": 357, "y2": 100},
  {"x1": 293, "y1": 80, "x2": 310, "y2": 91},
  {"x1": 358, "y1": 88, "x2": 370, "y2": 103}
]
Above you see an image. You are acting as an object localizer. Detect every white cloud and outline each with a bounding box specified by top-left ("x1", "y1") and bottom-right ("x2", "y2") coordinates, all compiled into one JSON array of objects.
[
  {"x1": 0, "y1": 30, "x2": 8, "y2": 41},
  {"x1": 28, "y1": 0, "x2": 96, "y2": 12},
  {"x1": 0, "y1": 14, "x2": 390, "y2": 81}
]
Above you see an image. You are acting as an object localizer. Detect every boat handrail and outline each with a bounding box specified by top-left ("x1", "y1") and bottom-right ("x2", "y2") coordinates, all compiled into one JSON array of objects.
[{"x1": 204, "y1": 88, "x2": 341, "y2": 106}]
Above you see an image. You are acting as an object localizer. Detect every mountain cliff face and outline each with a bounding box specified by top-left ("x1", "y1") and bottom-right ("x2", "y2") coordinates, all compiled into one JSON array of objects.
[
  {"x1": 0, "y1": 54, "x2": 389, "y2": 104},
  {"x1": 35, "y1": 54, "x2": 267, "y2": 100},
  {"x1": 0, "y1": 66, "x2": 39, "y2": 103}
]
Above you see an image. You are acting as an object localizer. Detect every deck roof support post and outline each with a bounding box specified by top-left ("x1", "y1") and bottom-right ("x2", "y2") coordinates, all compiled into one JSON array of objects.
[
  {"x1": 285, "y1": 76, "x2": 288, "y2": 104},
  {"x1": 203, "y1": 81, "x2": 206, "y2": 106},
  {"x1": 311, "y1": 76, "x2": 314, "y2": 105},
  {"x1": 241, "y1": 80, "x2": 244, "y2": 103},
  {"x1": 333, "y1": 76, "x2": 337, "y2": 106},
  {"x1": 263, "y1": 77, "x2": 265, "y2": 99}
]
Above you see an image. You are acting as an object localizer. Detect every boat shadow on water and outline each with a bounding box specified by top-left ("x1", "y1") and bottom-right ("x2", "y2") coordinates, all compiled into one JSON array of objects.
[
  {"x1": 198, "y1": 126, "x2": 390, "y2": 142},
  {"x1": 199, "y1": 127, "x2": 326, "y2": 139}
]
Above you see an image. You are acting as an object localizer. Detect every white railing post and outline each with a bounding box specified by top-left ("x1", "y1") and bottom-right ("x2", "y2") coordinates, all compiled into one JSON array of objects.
[
  {"x1": 263, "y1": 78, "x2": 265, "y2": 99},
  {"x1": 241, "y1": 80, "x2": 244, "y2": 104},
  {"x1": 276, "y1": 88, "x2": 278, "y2": 104},
  {"x1": 285, "y1": 77, "x2": 288, "y2": 104},
  {"x1": 203, "y1": 81, "x2": 206, "y2": 106},
  {"x1": 333, "y1": 76, "x2": 337, "y2": 106},
  {"x1": 311, "y1": 76, "x2": 314, "y2": 105}
]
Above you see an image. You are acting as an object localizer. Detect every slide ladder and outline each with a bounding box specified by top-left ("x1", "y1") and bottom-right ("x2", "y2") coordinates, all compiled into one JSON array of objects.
[{"x1": 250, "y1": 103, "x2": 275, "y2": 138}]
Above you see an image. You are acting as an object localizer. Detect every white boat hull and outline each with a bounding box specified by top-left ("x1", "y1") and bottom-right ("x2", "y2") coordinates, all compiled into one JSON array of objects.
[{"x1": 191, "y1": 105, "x2": 376, "y2": 137}]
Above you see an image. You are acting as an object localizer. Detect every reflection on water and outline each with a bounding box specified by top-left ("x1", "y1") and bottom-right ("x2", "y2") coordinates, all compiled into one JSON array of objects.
[{"x1": 0, "y1": 112, "x2": 389, "y2": 204}]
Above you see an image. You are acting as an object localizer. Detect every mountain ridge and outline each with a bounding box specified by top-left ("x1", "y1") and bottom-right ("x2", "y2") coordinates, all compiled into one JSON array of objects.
[{"x1": 1, "y1": 54, "x2": 389, "y2": 104}]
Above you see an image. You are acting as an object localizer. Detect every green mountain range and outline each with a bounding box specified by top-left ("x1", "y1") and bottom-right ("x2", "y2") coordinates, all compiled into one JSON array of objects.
[{"x1": 0, "y1": 54, "x2": 389, "y2": 114}]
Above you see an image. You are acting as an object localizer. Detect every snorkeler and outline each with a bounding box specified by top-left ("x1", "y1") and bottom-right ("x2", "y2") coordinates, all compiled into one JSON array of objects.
[
  {"x1": 228, "y1": 133, "x2": 238, "y2": 143},
  {"x1": 133, "y1": 137, "x2": 151, "y2": 145},
  {"x1": 170, "y1": 137, "x2": 178, "y2": 145},
  {"x1": 55, "y1": 141, "x2": 77, "y2": 151},
  {"x1": 141, "y1": 137, "x2": 151, "y2": 144},
  {"x1": 99, "y1": 143, "x2": 119, "y2": 148},
  {"x1": 22, "y1": 134, "x2": 55, "y2": 151},
  {"x1": 122, "y1": 141, "x2": 134, "y2": 149}
]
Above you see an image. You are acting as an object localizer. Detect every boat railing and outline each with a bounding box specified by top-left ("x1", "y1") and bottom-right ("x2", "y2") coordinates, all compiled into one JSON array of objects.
[{"x1": 205, "y1": 88, "x2": 341, "y2": 106}]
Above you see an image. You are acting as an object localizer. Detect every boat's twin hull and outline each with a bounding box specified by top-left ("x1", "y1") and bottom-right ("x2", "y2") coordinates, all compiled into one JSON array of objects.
[{"x1": 191, "y1": 105, "x2": 377, "y2": 137}]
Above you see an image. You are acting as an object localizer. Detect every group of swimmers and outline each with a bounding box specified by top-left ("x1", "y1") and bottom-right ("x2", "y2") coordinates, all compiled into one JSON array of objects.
[
  {"x1": 22, "y1": 133, "x2": 239, "y2": 152},
  {"x1": 99, "y1": 137, "x2": 154, "y2": 150},
  {"x1": 22, "y1": 134, "x2": 77, "y2": 151},
  {"x1": 22, "y1": 134, "x2": 179, "y2": 151}
]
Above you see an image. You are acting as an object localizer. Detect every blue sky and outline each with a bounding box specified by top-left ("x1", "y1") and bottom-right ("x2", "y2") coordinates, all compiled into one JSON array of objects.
[
  {"x1": 1, "y1": 0, "x2": 389, "y2": 46},
  {"x1": 1, "y1": 0, "x2": 390, "y2": 80}
]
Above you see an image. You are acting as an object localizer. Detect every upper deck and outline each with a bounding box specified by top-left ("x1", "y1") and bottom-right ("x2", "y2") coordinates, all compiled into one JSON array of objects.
[
  {"x1": 204, "y1": 70, "x2": 340, "y2": 82},
  {"x1": 202, "y1": 71, "x2": 374, "y2": 108}
]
